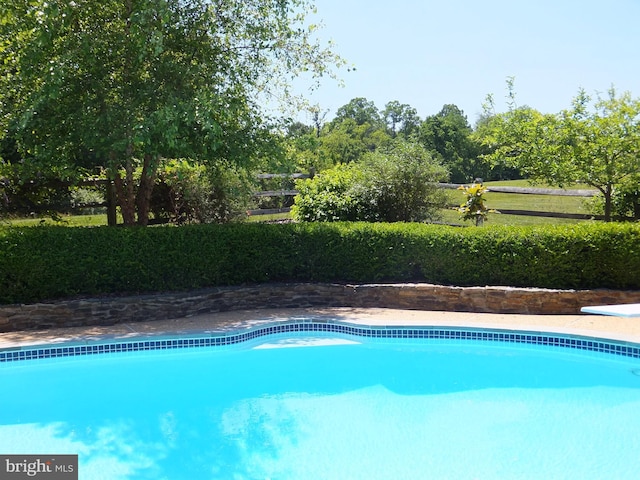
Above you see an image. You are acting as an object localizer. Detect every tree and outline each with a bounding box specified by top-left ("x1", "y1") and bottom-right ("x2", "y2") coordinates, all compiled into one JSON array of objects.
[
  {"x1": 478, "y1": 105, "x2": 562, "y2": 181},
  {"x1": 563, "y1": 89, "x2": 640, "y2": 221},
  {"x1": 331, "y1": 97, "x2": 382, "y2": 128},
  {"x1": 480, "y1": 87, "x2": 640, "y2": 221},
  {"x1": 318, "y1": 98, "x2": 392, "y2": 165},
  {"x1": 382, "y1": 100, "x2": 421, "y2": 138},
  {"x1": 419, "y1": 104, "x2": 484, "y2": 183},
  {"x1": 0, "y1": 0, "x2": 343, "y2": 225},
  {"x1": 308, "y1": 105, "x2": 329, "y2": 138},
  {"x1": 319, "y1": 118, "x2": 391, "y2": 165},
  {"x1": 472, "y1": 111, "x2": 522, "y2": 181},
  {"x1": 282, "y1": 119, "x2": 323, "y2": 172}
]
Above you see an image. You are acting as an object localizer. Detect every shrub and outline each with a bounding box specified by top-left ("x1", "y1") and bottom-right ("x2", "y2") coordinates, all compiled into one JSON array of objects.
[
  {"x1": 150, "y1": 160, "x2": 253, "y2": 224},
  {"x1": 291, "y1": 164, "x2": 364, "y2": 222},
  {"x1": 1, "y1": 222, "x2": 639, "y2": 305},
  {"x1": 355, "y1": 142, "x2": 449, "y2": 222},
  {"x1": 292, "y1": 141, "x2": 448, "y2": 222}
]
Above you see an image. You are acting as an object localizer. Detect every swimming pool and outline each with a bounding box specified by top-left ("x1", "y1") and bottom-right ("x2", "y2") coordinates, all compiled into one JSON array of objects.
[{"x1": 2, "y1": 320, "x2": 640, "y2": 479}]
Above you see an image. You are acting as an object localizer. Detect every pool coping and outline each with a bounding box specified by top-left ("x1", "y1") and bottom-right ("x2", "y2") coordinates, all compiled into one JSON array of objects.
[{"x1": 2, "y1": 308, "x2": 640, "y2": 363}]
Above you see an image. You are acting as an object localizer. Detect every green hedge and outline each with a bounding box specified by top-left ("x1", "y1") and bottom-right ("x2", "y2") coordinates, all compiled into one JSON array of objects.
[{"x1": 1, "y1": 222, "x2": 639, "y2": 304}]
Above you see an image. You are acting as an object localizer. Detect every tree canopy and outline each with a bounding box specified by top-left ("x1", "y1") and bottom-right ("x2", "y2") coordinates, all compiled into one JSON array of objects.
[
  {"x1": 419, "y1": 104, "x2": 484, "y2": 183},
  {"x1": 479, "y1": 87, "x2": 640, "y2": 221},
  {"x1": 0, "y1": 0, "x2": 344, "y2": 224},
  {"x1": 331, "y1": 97, "x2": 383, "y2": 128},
  {"x1": 382, "y1": 101, "x2": 421, "y2": 138},
  {"x1": 284, "y1": 98, "x2": 494, "y2": 181}
]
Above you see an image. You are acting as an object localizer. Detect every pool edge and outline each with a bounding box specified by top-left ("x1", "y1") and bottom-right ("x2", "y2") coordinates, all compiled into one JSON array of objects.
[{"x1": 3, "y1": 319, "x2": 640, "y2": 363}]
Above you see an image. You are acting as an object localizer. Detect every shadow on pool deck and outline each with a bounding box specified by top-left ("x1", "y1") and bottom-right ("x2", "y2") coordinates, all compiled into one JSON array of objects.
[{"x1": 1, "y1": 307, "x2": 639, "y2": 349}]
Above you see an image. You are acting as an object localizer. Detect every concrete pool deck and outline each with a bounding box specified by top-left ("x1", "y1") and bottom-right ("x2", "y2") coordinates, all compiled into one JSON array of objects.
[{"x1": 1, "y1": 307, "x2": 640, "y2": 349}]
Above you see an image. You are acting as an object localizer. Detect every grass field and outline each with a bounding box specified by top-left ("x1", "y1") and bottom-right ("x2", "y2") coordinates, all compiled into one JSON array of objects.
[
  {"x1": 1, "y1": 213, "x2": 112, "y2": 227},
  {"x1": 2, "y1": 180, "x2": 601, "y2": 227},
  {"x1": 442, "y1": 180, "x2": 597, "y2": 226}
]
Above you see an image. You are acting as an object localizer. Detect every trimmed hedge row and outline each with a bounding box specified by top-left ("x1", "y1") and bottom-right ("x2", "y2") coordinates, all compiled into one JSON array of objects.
[{"x1": 1, "y1": 222, "x2": 639, "y2": 305}]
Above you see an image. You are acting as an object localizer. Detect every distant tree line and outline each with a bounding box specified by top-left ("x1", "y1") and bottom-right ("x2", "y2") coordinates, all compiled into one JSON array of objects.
[
  {"x1": 284, "y1": 97, "x2": 520, "y2": 184},
  {"x1": 286, "y1": 82, "x2": 640, "y2": 223}
]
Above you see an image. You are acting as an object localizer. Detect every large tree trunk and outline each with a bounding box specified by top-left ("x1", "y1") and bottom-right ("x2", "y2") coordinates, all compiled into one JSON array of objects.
[
  {"x1": 113, "y1": 175, "x2": 136, "y2": 226},
  {"x1": 111, "y1": 153, "x2": 160, "y2": 226},
  {"x1": 135, "y1": 154, "x2": 158, "y2": 226},
  {"x1": 111, "y1": 147, "x2": 137, "y2": 226}
]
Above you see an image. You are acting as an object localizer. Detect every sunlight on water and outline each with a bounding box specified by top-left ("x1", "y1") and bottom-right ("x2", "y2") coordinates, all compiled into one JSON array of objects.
[{"x1": 219, "y1": 386, "x2": 640, "y2": 479}]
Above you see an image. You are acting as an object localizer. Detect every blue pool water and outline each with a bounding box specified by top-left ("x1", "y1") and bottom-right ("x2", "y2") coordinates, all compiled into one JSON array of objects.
[{"x1": 2, "y1": 325, "x2": 640, "y2": 479}]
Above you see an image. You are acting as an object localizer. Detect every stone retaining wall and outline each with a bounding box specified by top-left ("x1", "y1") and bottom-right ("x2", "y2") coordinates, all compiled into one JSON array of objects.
[{"x1": 2, "y1": 283, "x2": 640, "y2": 332}]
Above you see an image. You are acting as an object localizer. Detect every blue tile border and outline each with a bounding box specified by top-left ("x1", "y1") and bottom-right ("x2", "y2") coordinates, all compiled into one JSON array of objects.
[{"x1": 2, "y1": 320, "x2": 640, "y2": 363}]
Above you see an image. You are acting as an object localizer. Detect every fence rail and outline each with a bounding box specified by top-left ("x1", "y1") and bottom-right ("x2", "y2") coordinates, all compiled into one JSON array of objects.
[
  {"x1": 486, "y1": 186, "x2": 598, "y2": 197},
  {"x1": 442, "y1": 183, "x2": 600, "y2": 221},
  {"x1": 3, "y1": 174, "x2": 604, "y2": 222},
  {"x1": 494, "y1": 209, "x2": 603, "y2": 220},
  {"x1": 249, "y1": 179, "x2": 601, "y2": 219},
  {"x1": 439, "y1": 183, "x2": 598, "y2": 197}
]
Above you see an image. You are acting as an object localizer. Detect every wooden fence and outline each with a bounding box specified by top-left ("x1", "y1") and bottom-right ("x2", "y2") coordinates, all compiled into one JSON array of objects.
[
  {"x1": 439, "y1": 183, "x2": 601, "y2": 221},
  {"x1": 249, "y1": 177, "x2": 601, "y2": 220},
  {"x1": 3, "y1": 174, "x2": 600, "y2": 223},
  {"x1": 248, "y1": 173, "x2": 310, "y2": 216}
]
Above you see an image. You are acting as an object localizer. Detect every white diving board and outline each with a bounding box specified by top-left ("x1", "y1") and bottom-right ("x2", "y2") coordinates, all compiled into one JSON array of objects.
[{"x1": 580, "y1": 304, "x2": 640, "y2": 318}]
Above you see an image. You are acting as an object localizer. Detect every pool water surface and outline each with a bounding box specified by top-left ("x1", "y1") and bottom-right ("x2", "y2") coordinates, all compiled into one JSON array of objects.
[{"x1": 1, "y1": 325, "x2": 640, "y2": 479}]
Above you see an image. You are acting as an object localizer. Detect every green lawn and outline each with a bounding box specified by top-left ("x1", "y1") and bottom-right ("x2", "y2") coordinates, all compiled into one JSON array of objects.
[
  {"x1": 443, "y1": 180, "x2": 597, "y2": 226},
  {"x1": 1, "y1": 213, "x2": 112, "y2": 227},
  {"x1": 439, "y1": 207, "x2": 588, "y2": 226}
]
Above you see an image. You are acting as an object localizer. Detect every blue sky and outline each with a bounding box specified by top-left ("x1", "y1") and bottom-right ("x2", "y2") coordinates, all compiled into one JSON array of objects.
[{"x1": 295, "y1": 0, "x2": 640, "y2": 125}]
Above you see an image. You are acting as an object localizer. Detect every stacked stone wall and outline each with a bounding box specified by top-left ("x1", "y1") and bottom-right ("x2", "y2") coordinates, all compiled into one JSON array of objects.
[{"x1": 2, "y1": 283, "x2": 640, "y2": 332}]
